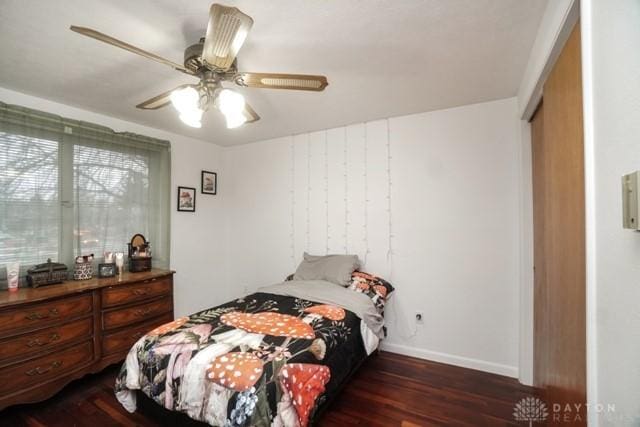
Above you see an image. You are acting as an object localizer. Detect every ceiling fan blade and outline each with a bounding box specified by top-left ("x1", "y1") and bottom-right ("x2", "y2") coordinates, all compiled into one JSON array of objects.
[
  {"x1": 136, "y1": 84, "x2": 196, "y2": 110},
  {"x1": 234, "y1": 73, "x2": 328, "y2": 91},
  {"x1": 70, "y1": 26, "x2": 194, "y2": 75},
  {"x1": 243, "y1": 102, "x2": 260, "y2": 123},
  {"x1": 202, "y1": 4, "x2": 253, "y2": 71}
]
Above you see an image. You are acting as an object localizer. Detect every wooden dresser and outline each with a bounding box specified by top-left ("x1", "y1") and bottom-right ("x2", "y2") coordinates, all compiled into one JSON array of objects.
[{"x1": 0, "y1": 269, "x2": 174, "y2": 410}]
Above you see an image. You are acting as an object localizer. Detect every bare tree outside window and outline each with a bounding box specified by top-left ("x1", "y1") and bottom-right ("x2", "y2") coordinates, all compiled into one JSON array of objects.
[
  {"x1": 0, "y1": 132, "x2": 59, "y2": 265},
  {"x1": 73, "y1": 145, "x2": 150, "y2": 257}
]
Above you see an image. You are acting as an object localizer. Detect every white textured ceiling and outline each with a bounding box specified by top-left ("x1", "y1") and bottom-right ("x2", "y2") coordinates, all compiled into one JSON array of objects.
[{"x1": 0, "y1": 0, "x2": 547, "y2": 146}]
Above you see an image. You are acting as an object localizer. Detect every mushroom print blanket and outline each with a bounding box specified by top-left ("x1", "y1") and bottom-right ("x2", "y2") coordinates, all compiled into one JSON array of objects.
[{"x1": 115, "y1": 289, "x2": 372, "y2": 427}]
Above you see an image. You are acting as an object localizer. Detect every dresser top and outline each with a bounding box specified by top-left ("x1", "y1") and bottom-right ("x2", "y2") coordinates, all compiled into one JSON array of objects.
[{"x1": 0, "y1": 269, "x2": 174, "y2": 309}]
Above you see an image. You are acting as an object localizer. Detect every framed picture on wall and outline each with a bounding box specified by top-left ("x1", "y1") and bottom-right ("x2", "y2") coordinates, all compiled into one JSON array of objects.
[
  {"x1": 177, "y1": 186, "x2": 196, "y2": 212},
  {"x1": 201, "y1": 171, "x2": 217, "y2": 195}
]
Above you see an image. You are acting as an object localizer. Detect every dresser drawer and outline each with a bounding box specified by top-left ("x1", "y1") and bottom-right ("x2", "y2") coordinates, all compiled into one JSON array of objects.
[
  {"x1": 0, "y1": 294, "x2": 92, "y2": 337},
  {"x1": 102, "y1": 296, "x2": 173, "y2": 331},
  {"x1": 0, "y1": 317, "x2": 93, "y2": 362},
  {"x1": 102, "y1": 313, "x2": 174, "y2": 356},
  {"x1": 0, "y1": 340, "x2": 93, "y2": 396},
  {"x1": 101, "y1": 276, "x2": 172, "y2": 308}
]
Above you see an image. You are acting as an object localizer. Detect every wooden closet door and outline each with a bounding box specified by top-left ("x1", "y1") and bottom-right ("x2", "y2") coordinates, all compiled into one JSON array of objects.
[{"x1": 532, "y1": 22, "x2": 586, "y2": 422}]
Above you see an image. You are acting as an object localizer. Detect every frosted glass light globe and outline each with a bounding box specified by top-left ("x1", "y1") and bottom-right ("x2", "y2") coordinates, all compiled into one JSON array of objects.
[
  {"x1": 217, "y1": 89, "x2": 245, "y2": 114},
  {"x1": 224, "y1": 111, "x2": 247, "y2": 129},
  {"x1": 170, "y1": 86, "x2": 200, "y2": 113},
  {"x1": 179, "y1": 109, "x2": 203, "y2": 128}
]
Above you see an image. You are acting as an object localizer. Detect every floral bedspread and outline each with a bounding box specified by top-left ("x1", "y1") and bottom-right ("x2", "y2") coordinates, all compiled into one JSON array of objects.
[{"x1": 115, "y1": 292, "x2": 367, "y2": 427}]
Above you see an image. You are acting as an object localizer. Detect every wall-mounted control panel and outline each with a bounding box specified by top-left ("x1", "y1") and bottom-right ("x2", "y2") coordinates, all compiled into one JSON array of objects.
[{"x1": 622, "y1": 171, "x2": 640, "y2": 230}]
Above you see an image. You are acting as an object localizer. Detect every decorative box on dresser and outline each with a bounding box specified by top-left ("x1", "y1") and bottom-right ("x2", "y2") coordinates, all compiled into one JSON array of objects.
[{"x1": 0, "y1": 269, "x2": 174, "y2": 410}]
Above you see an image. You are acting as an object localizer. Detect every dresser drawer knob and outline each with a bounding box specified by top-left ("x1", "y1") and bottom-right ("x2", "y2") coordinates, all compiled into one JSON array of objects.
[
  {"x1": 25, "y1": 360, "x2": 62, "y2": 376},
  {"x1": 26, "y1": 333, "x2": 61, "y2": 348},
  {"x1": 25, "y1": 308, "x2": 59, "y2": 320},
  {"x1": 132, "y1": 288, "x2": 150, "y2": 296},
  {"x1": 134, "y1": 308, "x2": 152, "y2": 317}
]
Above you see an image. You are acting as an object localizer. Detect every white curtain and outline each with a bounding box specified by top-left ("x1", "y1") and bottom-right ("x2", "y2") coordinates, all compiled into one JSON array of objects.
[{"x1": 0, "y1": 102, "x2": 171, "y2": 287}]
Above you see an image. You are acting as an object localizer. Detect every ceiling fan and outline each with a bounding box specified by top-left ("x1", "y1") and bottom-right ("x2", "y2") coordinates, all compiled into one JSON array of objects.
[{"x1": 70, "y1": 3, "x2": 328, "y2": 129}]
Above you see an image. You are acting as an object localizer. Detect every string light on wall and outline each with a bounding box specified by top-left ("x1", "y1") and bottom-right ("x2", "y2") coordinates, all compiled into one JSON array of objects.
[
  {"x1": 363, "y1": 122, "x2": 369, "y2": 266},
  {"x1": 324, "y1": 130, "x2": 330, "y2": 255},
  {"x1": 306, "y1": 133, "x2": 311, "y2": 252},
  {"x1": 386, "y1": 118, "x2": 394, "y2": 280},
  {"x1": 343, "y1": 126, "x2": 349, "y2": 254},
  {"x1": 290, "y1": 135, "x2": 296, "y2": 269}
]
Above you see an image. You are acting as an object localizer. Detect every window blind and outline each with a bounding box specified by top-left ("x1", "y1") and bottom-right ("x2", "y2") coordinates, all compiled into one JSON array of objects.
[
  {"x1": 0, "y1": 132, "x2": 59, "y2": 265},
  {"x1": 73, "y1": 144, "x2": 151, "y2": 258},
  {"x1": 0, "y1": 102, "x2": 171, "y2": 285}
]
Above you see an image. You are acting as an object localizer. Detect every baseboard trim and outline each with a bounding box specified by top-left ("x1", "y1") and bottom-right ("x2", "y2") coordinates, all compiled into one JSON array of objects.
[{"x1": 380, "y1": 342, "x2": 519, "y2": 378}]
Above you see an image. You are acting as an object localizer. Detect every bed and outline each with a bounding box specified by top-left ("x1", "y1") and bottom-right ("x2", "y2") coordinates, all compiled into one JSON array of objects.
[{"x1": 114, "y1": 271, "x2": 393, "y2": 427}]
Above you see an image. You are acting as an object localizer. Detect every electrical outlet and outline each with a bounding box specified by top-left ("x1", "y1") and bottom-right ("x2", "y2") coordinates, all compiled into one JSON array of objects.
[{"x1": 415, "y1": 311, "x2": 424, "y2": 324}]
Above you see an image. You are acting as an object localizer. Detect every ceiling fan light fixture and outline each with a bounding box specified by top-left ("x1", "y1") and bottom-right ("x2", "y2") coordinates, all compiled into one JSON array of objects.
[
  {"x1": 170, "y1": 86, "x2": 200, "y2": 113},
  {"x1": 179, "y1": 109, "x2": 204, "y2": 128},
  {"x1": 170, "y1": 86, "x2": 203, "y2": 127},
  {"x1": 224, "y1": 111, "x2": 247, "y2": 129},
  {"x1": 216, "y1": 89, "x2": 246, "y2": 129},
  {"x1": 217, "y1": 89, "x2": 245, "y2": 113}
]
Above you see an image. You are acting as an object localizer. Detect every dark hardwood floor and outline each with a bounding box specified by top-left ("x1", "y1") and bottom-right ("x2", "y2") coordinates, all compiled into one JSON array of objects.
[{"x1": 1, "y1": 351, "x2": 534, "y2": 426}]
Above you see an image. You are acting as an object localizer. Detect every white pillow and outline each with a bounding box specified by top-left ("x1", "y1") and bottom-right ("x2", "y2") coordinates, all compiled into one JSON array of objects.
[{"x1": 293, "y1": 252, "x2": 360, "y2": 287}]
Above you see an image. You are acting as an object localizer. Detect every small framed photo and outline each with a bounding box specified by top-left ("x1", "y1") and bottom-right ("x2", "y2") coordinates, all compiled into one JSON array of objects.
[
  {"x1": 98, "y1": 263, "x2": 116, "y2": 278},
  {"x1": 201, "y1": 171, "x2": 217, "y2": 195},
  {"x1": 177, "y1": 186, "x2": 196, "y2": 212}
]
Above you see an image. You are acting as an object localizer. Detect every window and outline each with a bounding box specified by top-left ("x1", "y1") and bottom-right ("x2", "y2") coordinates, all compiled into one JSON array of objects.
[
  {"x1": 73, "y1": 145, "x2": 151, "y2": 257},
  {"x1": 0, "y1": 132, "x2": 59, "y2": 265},
  {"x1": 0, "y1": 102, "x2": 171, "y2": 280}
]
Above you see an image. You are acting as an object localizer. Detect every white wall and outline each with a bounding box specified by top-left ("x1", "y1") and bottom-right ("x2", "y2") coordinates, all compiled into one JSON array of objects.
[
  {"x1": 582, "y1": 1, "x2": 640, "y2": 425},
  {"x1": 0, "y1": 87, "x2": 227, "y2": 318},
  {"x1": 224, "y1": 98, "x2": 523, "y2": 377}
]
